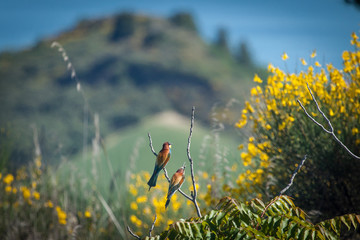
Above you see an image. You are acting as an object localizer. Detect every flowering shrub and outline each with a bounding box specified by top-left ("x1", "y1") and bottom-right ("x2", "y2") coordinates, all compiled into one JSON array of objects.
[
  {"x1": 230, "y1": 32, "x2": 360, "y2": 220},
  {"x1": 0, "y1": 156, "x2": 100, "y2": 239}
]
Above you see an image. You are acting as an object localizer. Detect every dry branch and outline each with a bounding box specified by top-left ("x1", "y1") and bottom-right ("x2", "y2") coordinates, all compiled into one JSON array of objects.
[
  {"x1": 297, "y1": 83, "x2": 360, "y2": 160},
  {"x1": 147, "y1": 106, "x2": 202, "y2": 217}
]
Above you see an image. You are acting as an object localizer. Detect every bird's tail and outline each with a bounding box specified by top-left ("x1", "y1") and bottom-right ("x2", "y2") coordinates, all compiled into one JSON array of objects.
[
  {"x1": 147, "y1": 172, "x2": 159, "y2": 191},
  {"x1": 165, "y1": 198, "x2": 170, "y2": 209}
]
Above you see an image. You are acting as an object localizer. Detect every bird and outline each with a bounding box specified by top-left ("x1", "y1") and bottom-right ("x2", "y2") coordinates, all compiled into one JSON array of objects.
[
  {"x1": 165, "y1": 164, "x2": 185, "y2": 209},
  {"x1": 147, "y1": 142, "x2": 172, "y2": 190}
]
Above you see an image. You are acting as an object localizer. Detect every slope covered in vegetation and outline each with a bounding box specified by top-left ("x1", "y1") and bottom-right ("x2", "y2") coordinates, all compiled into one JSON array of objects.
[{"x1": 0, "y1": 12, "x2": 262, "y2": 167}]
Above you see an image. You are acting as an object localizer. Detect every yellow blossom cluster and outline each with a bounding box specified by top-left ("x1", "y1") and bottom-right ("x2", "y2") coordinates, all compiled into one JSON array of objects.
[
  {"x1": 127, "y1": 170, "x2": 216, "y2": 234},
  {"x1": 56, "y1": 206, "x2": 67, "y2": 225},
  {"x1": 0, "y1": 155, "x2": 96, "y2": 234},
  {"x1": 127, "y1": 171, "x2": 186, "y2": 233},
  {"x1": 232, "y1": 32, "x2": 360, "y2": 199}
]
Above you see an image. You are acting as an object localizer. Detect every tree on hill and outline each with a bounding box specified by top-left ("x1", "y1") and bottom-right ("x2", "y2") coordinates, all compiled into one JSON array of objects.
[
  {"x1": 235, "y1": 41, "x2": 253, "y2": 66},
  {"x1": 214, "y1": 27, "x2": 230, "y2": 53},
  {"x1": 169, "y1": 12, "x2": 198, "y2": 32},
  {"x1": 110, "y1": 12, "x2": 136, "y2": 42}
]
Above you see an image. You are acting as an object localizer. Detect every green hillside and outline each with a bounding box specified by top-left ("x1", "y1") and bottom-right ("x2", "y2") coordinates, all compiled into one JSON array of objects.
[{"x1": 0, "y1": 12, "x2": 265, "y2": 168}]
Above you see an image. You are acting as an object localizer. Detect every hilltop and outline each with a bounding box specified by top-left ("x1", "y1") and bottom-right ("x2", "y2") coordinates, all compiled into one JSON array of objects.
[{"x1": 0, "y1": 12, "x2": 265, "y2": 167}]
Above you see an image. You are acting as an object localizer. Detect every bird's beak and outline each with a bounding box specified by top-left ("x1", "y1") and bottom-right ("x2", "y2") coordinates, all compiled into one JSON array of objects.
[{"x1": 182, "y1": 162, "x2": 186, "y2": 169}]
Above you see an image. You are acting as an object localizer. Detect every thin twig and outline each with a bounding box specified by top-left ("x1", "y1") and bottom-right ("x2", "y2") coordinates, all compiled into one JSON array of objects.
[
  {"x1": 187, "y1": 106, "x2": 202, "y2": 218},
  {"x1": 297, "y1": 83, "x2": 360, "y2": 159},
  {"x1": 148, "y1": 133, "x2": 158, "y2": 157},
  {"x1": 260, "y1": 197, "x2": 278, "y2": 219},
  {"x1": 127, "y1": 226, "x2": 141, "y2": 240},
  {"x1": 279, "y1": 155, "x2": 307, "y2": 195},
  {"x1": 257, "y1": 155, "x2": 307, "y2": 229},
  {"x1": 149, "y1": 214, "x2": 157, "y2": 237},
  {"x1": 147, "y1": 133, "x2": 192, "y2": 201}
]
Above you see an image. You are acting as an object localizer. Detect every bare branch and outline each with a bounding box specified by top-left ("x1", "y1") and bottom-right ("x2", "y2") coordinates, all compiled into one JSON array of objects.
[
  {"x1": 149, "y1": 214, "x2": 157, "y2": 237},
  {"x1": 147, "y1": 107, "x2": 202, "y2": 217},
  {"x1": 257, "y1": 155, "x2": 307, "y2": 229},
  {"x1": 187, "y1": 106, "x2": 202, "y2": 218},
  {"x1": 127, "y1": 226, "x2": 141, "y2": 240},
  {"x1": 297, "y1": 83, "x2": 360, "y2": 159},
  {"x1": 279, "y1": 155, "x2": 307, "y2": 195},
  {"x1": 162, "y1": 167, "x2": 171, "y2": 182},
  {"x1": 147, "y1": 133, "x2": 158, "y2": 157}
]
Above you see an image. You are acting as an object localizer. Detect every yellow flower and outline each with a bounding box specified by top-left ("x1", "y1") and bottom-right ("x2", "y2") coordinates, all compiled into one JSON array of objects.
[
  {"x1": 22, "y1": 187, "x2": 31, "y2": 200},
  {"x1": 130, "y1": 202, "x2": 138, "y2": 210},
  {"x1": 352, "y1": 128, "x2": 359, "y2": 135},
  {"x1": 202, "y1": 172, "x2": 209, "y2": 179},
  {"x1": 237, "y1": 144, "x2": 244, "y2": 150},
  {"x1": 265, "y1": 124, "x2": 272, "y2": 130},
  {"x1": 130, "y1": 215, "x2": 142, "y2": 227},
  {"x1": 56, "y1": 206, "x2": 67, "y2": 225},
  {"x1": 241, "y1": 152, "x2": 252, "y2": 166},
  {"x1": 281, "y1": 52, "x2": 289, "y2": 61},
  {"x1": 250, "y1": 87, "x2": 258, "y2": 96},
  {"x1": 310, "y1": 50, "x2": 316, "y2": 58},
  {"x1": 315, "y1": 61, "x2": 322, "y2": 67},
  {"x1": 84, "y1": 210, "x2": 91, "y2": 218},
  {"x1": 129, "y1": 184, "x2": 138, "y2": 196},
  {"x1": 172, "y1": 200, "x2": 181, "y2": 211},
  {"x1": 288, "y1": 116, "x2": 295, "y2": 122},
  {"x1": 260, "y1": 153, "x2": 269, "y2": 162},
  {"x1": 3, "y1": 174, "x2": 14, "y2": 185},
  {"x1": 268, "y1": 63, "x2": 275, "y2": 73},
  {"x1": 248, "y1": 143, "x2": 258, "y2": 156},
  {"x1": 32, "y1": 181, "x2": 37, "y2": 189},
  {"x1": 253, "y1": 74, "x2": 263, "y2": 83},
  {"x1": 33, "y1": 191, "x2": 40, "y2": 200},
  {"x1": 235, "y1": 115, "x2": 247, "y2": 128},
  {"x1": 300, "y1": 58, "x2": 307, "y2": 66},
  {"x1": 136, "y1": 196, "x2": 147, "y2": 203},
  {"x1": 12, "y1": 187, "x2": 17, "y2": 194},
  {"x1": 329, "y1": 109, "x2": 335, "y2": 116},
  {"x1": 245, "y1": 101, "x2": 254, "y2": 113},
  {"x1": 5, "y1": 185, "x2": 12, "y2": 193},
  {"x1": 342, "y1": 51, "x2": 350, "y2": 61},
  {"x1": 352, "y1": 32, "x2": 359, "y2": 40},
  {"x1": 45, "y1": 200, "x2": 54, "y2": 208}
]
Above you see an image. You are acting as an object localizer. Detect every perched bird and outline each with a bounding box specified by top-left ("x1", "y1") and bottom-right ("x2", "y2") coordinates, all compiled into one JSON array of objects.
[
  {"x1": 147, "y1": 142, "x2": 172, "y2": 190},
  {"x1": 165, "y1": 164, "x2": 185, "y2": 209}
]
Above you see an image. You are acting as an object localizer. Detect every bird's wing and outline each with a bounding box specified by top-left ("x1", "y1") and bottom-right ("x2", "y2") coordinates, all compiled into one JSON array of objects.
[
  {"x1": 168, "y1": 173, "x2": 185, "y2": 196},
  {"x1": 156, "y1": 150, "x2": 170, "y2": 169}
]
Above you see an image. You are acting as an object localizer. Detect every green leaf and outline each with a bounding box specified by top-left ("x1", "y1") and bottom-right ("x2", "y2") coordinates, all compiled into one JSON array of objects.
[{"x1": 340, "y1": 216, "x2": 350, "y2": 230}]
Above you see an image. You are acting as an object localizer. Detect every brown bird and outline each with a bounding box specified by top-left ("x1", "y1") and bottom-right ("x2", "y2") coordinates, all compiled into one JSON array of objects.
[
  {"x1": 165, "y1": 164, "x2": 185, "y2": 209},
  {"x1": 147, "y1": 142, "x2": 172, "y2": 190}
]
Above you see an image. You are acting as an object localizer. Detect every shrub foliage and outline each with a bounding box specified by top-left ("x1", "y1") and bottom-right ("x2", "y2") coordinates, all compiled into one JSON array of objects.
[
  {"x1": 229, "y1": 32, "x2": 360, "y2": 221},
  {"x1": 152, "y1": 196, "x2": 360, "y2": 239}
]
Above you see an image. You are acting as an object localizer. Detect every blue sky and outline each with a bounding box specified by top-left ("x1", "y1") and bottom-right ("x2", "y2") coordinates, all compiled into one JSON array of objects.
[{"x1": 1, "y1": 0, "x2": 360, "y2": 70}]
